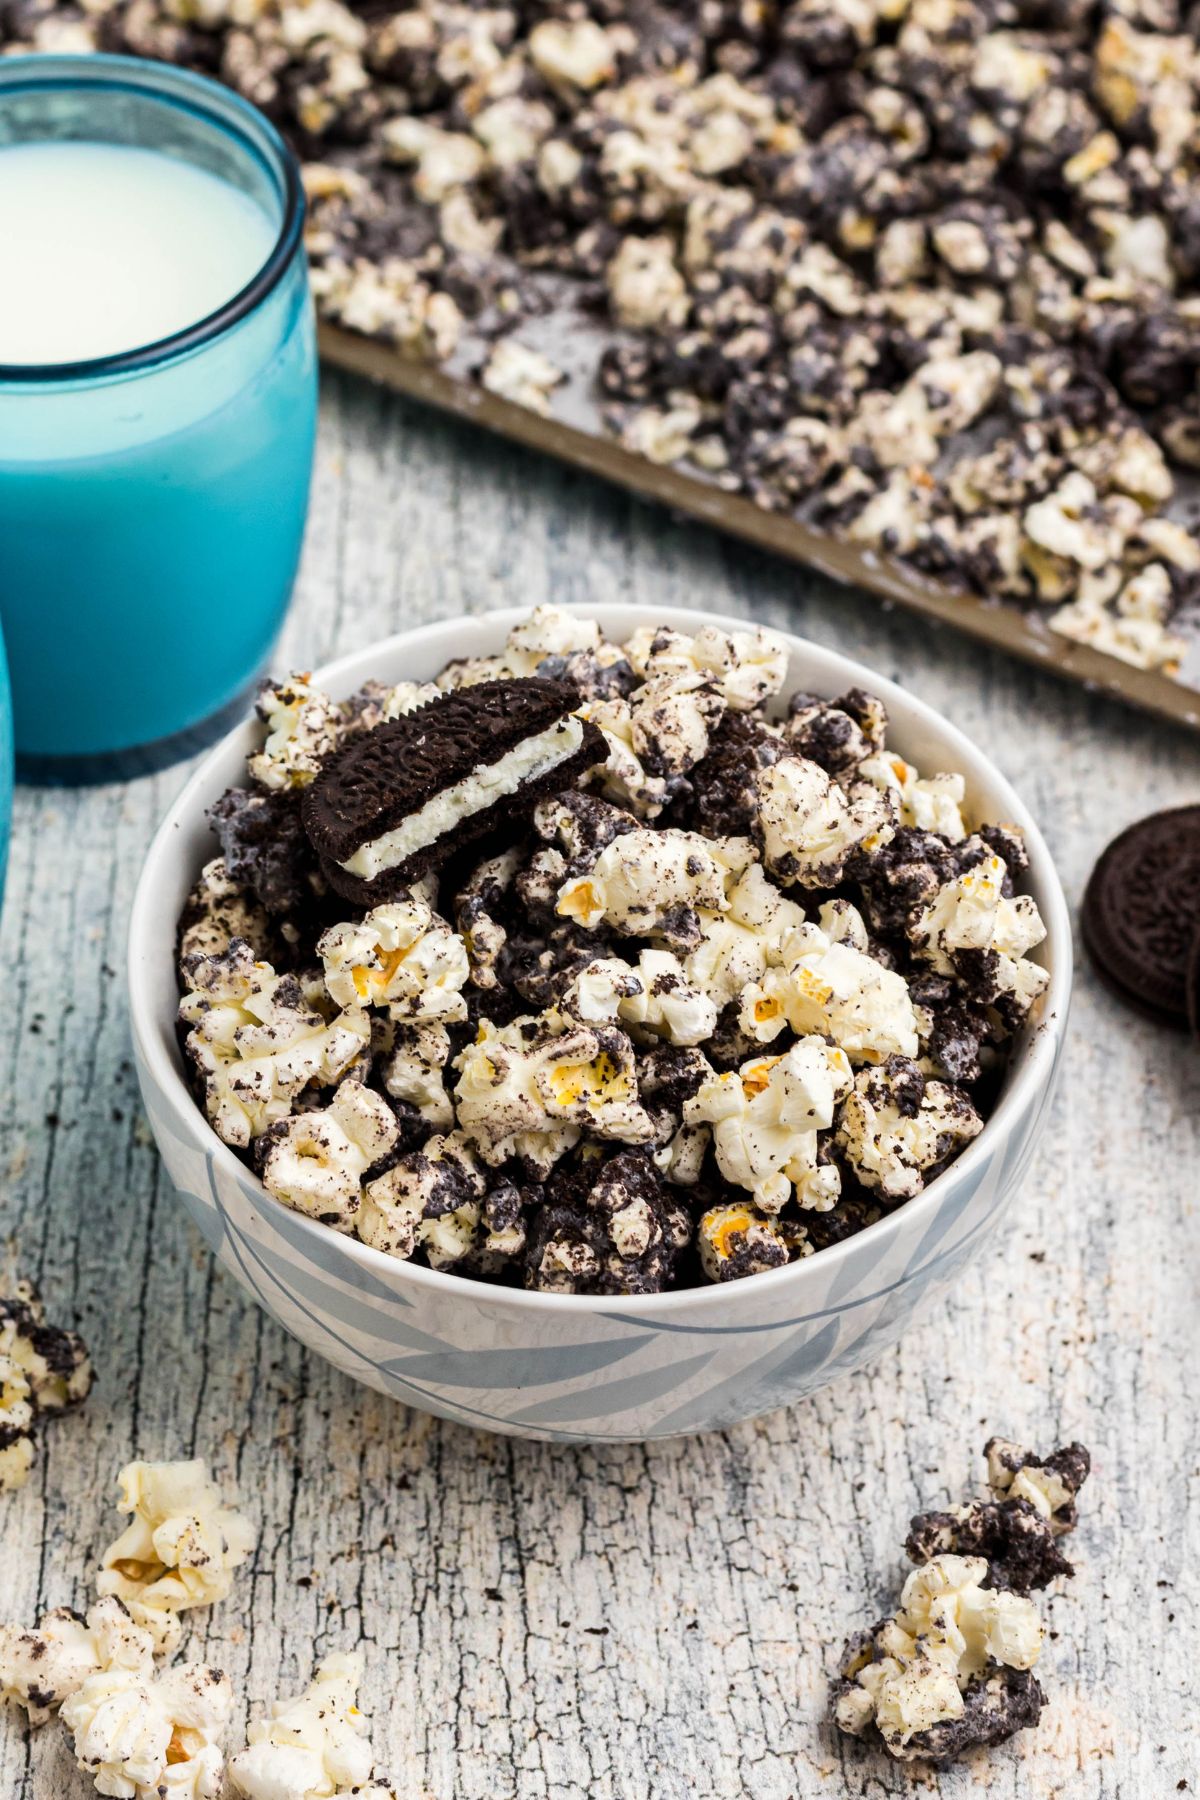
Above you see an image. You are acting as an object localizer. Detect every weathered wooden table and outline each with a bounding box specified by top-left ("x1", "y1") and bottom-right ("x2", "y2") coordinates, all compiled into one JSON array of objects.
[{"x1": 2, "y1": 370, "x2": 1196, "y2": 1800}]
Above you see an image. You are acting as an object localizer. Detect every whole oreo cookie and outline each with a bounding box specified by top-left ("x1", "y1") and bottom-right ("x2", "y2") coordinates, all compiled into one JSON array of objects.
[
  {"x1": 1081, "y1": 805, "x2": 1200, "y2": 1027},
  {"x1": 303, "y1": 677, "x2": 606, "y2": 903}
]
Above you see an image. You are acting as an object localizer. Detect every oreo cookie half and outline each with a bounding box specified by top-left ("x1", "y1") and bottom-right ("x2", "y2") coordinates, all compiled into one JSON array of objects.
[
  {"x1": 303, "y1": 677, "x2": 606, "y2": 903},
  {"x1": 1081, "y1": 804, "x2": 1200, "y2": 1028}
]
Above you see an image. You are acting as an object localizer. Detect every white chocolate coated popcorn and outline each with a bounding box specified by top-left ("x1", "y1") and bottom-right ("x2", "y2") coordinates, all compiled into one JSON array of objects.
[
  {"x1": 912, "y1": 855, "x2": 1048, "y2": 1014},
  {"x1": 697, "y1": 1201, "x2": 798, "y2": 1282},
  {"x1": 836, "y1": 1555, "x2": 1043, "y2": 1760},
  {"x1": 98, "y1": 1460, "x2": 255, "y2": 1658},
  {"x1": 686, "y1": 1040, "x2": 853, "y2": 1213},
  {"x1": 319, "y1": 899, "x2": 469, "y2": 1020},
  {"x1": 454, "y1": 1012, "x2": 655, "y2": 1173},
  {"x1": 623, "y1": 623, "x2": 789, "y2": 712},
  {"x1": 741, "y1": 906, "x2": 919, "y2": 1064},
  {"x1": 837, "y1": 1060, "x2": 983, "y2": 1200},
  {"x1": 756, "y1": 756, "x2": 893, "y2": 887},
  {"x1": 0, "y1": 1283, "x2": 93, "y2": 1492},
  {"x1": 564, "y1": 952, "x2": 717, "y2": 1047},
  {"x1": 379, "y1": 1020, "x2": 454, "y2": 1128},
  {"x1": 260, "y1": 1080, "x2": 400, "y2": 1229},
  {"x1": 228, "y1": 1650, "x2": 377, "y2": 1800},
  {"x1": 358, "y1": 1131, "x2": 485, "y2": 1266},
  {"x1": 857, "y1": 753, "x2": 968, "y2": 841},
  {"x1": 249, "y1": 676, "x2": 339, "y2": 792},
  {"x1": 180, "y1": 944, "x2": 369, "y2": 1149},
  {"x1": 557, "y1": 829, "x2": 754, "y2": 939}
]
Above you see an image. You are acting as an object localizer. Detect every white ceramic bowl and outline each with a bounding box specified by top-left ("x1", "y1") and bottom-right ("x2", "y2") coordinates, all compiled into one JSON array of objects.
[{"x1": 129, "y1": 605, "x2": 1071, "y2": 1442}]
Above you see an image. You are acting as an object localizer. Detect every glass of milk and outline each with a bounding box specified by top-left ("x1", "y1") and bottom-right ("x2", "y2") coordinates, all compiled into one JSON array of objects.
[{"x1": 0, "y1": 54, "x2": 317, "y2": 781}]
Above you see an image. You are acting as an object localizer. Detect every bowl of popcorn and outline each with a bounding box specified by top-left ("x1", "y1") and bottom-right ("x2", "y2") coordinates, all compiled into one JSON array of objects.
[{"x1": 129, "y1": 604, "x2": 1070, "y2": 1441}]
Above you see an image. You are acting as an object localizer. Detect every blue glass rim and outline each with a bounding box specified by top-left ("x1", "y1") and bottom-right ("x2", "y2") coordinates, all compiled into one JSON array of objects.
[{"x1": 0, "y1": 52, "x2": 306, "y2": 386}]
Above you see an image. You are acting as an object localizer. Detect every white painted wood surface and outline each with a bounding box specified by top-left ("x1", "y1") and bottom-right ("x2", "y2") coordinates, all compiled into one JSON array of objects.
[{"x1": 1, "y1": 370, "x2": 1196, "y2": 1799}]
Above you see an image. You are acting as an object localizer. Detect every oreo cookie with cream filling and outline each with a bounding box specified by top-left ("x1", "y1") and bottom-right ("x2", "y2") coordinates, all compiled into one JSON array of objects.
[{"x1": 303, "y1": 677, "x2": 606, "y2": 902}]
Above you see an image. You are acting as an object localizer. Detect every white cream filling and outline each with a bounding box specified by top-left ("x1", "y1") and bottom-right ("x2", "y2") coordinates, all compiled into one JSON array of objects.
[{"x1": 342, "y1": 715, "x2": 586, "y2": 880}]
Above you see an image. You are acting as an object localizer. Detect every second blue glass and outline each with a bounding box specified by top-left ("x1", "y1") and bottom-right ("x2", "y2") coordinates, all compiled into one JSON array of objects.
[{"x1": 0, "y1": 55, "x2": 317, "y2": 782}]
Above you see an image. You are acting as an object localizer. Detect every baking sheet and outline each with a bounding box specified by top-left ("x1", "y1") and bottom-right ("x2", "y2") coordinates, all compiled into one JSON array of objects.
[{"x1": 319, "y1": 320, "x2": 1200, "y2": 734}]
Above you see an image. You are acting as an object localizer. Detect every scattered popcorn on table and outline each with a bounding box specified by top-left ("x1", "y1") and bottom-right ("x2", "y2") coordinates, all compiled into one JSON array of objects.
[
  {"x1": 172, "y1": 610, "x2": 1051, "y2": 1292},
  {"x1": 0, "y1": 1282, "x2": 93, "y2": 1492},
  {"x1": 228, "y1": 1651, "x2": 384, "y2": 1800},
  {"x1": 97, "y1": 1460, "x2": 255, "y2": 1658},
  {"x1": 835, "y1": 1434, "x2": 1091, "y2": 1764},
  {"x1": 61, "y1": 1652, "x2": 233, "y2": 1800},
  {"x1": 0, "y1": 1598, "x2": 149, "y2": 1727}
]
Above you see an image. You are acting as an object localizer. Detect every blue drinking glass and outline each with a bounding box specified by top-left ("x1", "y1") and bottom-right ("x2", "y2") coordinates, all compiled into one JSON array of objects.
[
  {"x1": 0, "y1": 55, "x2": 317, "y2": 784},
  {"x1": 0, "y1": 620, "x2": 12, "y2": 905}
]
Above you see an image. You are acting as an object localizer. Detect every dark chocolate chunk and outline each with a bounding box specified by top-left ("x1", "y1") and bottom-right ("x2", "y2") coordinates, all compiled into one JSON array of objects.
[
  {"x1": 302, "y1": 678, "x2": 607, "y2": 903},
  {"x1": 1081, "y1": 806, "x2": 1200, "y2": 1027}
]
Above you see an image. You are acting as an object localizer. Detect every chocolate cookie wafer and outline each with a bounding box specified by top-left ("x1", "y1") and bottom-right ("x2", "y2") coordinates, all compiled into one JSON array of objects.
[
  {"x1": 303, "y1": 677, "x2": 605, "y2": 903},
  {"x1": 1081, "y1": 805, "x2": 1200, "y2": 1028}
]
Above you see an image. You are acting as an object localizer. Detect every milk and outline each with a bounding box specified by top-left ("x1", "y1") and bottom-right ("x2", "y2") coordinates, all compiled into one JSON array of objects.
[{"x1": 0, "y1": 141, "x2": 277, "y2": 364}]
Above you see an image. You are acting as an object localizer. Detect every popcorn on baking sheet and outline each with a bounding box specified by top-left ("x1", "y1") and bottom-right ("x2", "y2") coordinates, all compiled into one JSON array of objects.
[
  {"x1": 0, "y1": 1282, "x2": 93, "y2": 1492},
  {"x1": 228, "y1": 1651, "x2": 380, "y2": 1800},
  {"x1": 97, "y1": 1459, "x2": 255, "y2": 1658}
]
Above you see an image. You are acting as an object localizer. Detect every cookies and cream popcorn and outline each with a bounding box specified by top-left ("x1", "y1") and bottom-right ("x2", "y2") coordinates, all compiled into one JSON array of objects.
[
  {"x1": 556, "y1": 828, "x2": 755, "y2": 945},
  {"x1": 259, "y1": 1079, "x2": 400, "y2": 1228},
  {"x1": 0, "y1": 1599, "x2": 151, "y2": 1727},
  {"x1": 180, "y1": 942, "x2": 369, "y2": 1148},
  {"x1": 564, "y1": 952, "x2": 717, "y2": 1047},
  {"x1": 985, "y1": 1438, "x2": 1092, "y2": 1536},
  {"x1": 835, "y1": 1434, "x2": 1090, "y2": 1763},
  {"x1": 835, "y1": 1556, "x2": 1046, "y2": 1764},
  {"x1": 837, "y1": 1057, "x2": 983, "y2": 1201},
  {"x1": 0, "y1": 1282, "x2": 93, "y2": 1491},
  {"x1": 454, "y1": 1011, "x2": 655, "y2": 1175},
  {"x1": 755, "y1": 756, "x2": 893, "y2": 889},
  {"x1": 176, "y1": 610, "x2": 1050, "y2": 1291},
  {"x1": 97, "y1": 1460, "x2": 255, "y2": 1658},
  {"x1": 686, "y1": 1040, "x2": 852, "y2": 1213},
  {"x1": 228, "y1": 1651, "x2": 378, "y2": 1800},
  {"x1": 61, "y1": 1652, "x2": 233, "y2": 1800},
  {"x1": 358, "y1": 1131, "x2": 486, "y2": 1266},
  {"x1": 318, "y1": 899, "x2": 469, "y2": 1020},
  {"x1": 248, "y1": 676, "x2": 338, "y2": 793},
  {"x1": 911, "y1": 855, "x2": 1049, "y2": 1020},
  {"x1": 740, "y1": 905, "x2": 919, "y2": 1065},
  {"x1": 481, "y1": 339, "x2": 565, "y2": 416}
]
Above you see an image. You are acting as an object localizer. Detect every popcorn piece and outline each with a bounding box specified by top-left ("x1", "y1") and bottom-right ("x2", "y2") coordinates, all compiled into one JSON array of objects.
[
  {"x1": 529, "y1": 17, "x2": 616, "y2": 94},
  {"x1": 454, "y1": 1012, "x2": 655, "y2": 1174},
  {"x1": 837, "y1": 1057, "x2": 983, "y2": 1200},
  {"x1": 985, "y1": 1438, "x2": 1092, "y2": 1536},
  {"x1": 0, "y1": 1599, "x2": 149, "y2": 1727},
  {"x1": 62, "y1": 1655, "x2": 233, "y2": 1800},
  {"x1": 177, "y1": 859, "x2": 272, "y2": 977},
  {"x1": 564, "y1": 951, "x2": 718, "y2": 1047},
  {"x1": 97, "y1": 1460, "x2": 255, "y2": 1657},
  {"x1": 358, "y1": 1131, "x2": 486, "y2": 1266},
  {"x1": 911, "y1": 854, "x2": 1049, "y2": 1020},
  {"x1": 318, "y1": 899, "x2": 469, "y2": 1020},
  {"x1": 379, "y1": 1020, "x2": 454, "y2": 1129},
  {"x1": 606, "y1": 235, "x2": 689, "y2": 331},
  {"x1": 0, "y1": 1282, "x2": 93, "y2": 1492},
  {"x1": 697, "y1": 1201, "x2": 800, "y2": 1282},
  {"x1": 523, "y1": 1152, "x2": 690, "y2": 1295},
  {"x1": 857, "y1": 754, "x2": 967, "y2": 842},
  {"x1": 740, "y1": 903, "x2": 920, "y2": 1064},
  {"x1": 248, "y1": 676, "x2": 338, "y2": 793},
  {"x1": 556, "y1": 828, "x2": 755, "y2": 947},
  {"x1": 481, "y1": 339, "x2": 565, "y2": 416},
  {"x1": 755, "y1": 756, "x2": 893, "y2": 888},
  {"x1": 502, "y1": 606, "x2": 604, "y2": 678},
  {"x1": 228, "y1": 1650, "x2": 378, "y2": 1800},
  {"x1": 685, "y1": 1039, "x2": 853, "y2": 1213},
  {"x1": 626, "y1": 670, "x2": 725, "y2": 781},
  {"x1": 259, "y1": 1080, "x2": 400, "y2": 1229},
  {"x1": 623, "y1": 623, "x2": 789, "y2": 713},
  {"x1": 179, "y1": 942, "x2": 369, "y2": 1148},
  {"x1": 783, "y1": 688, "x2": 887, "y2": 776},
  {"x1": 834, "y1": 1556, "x2": 1045, "y2": 1764}
]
